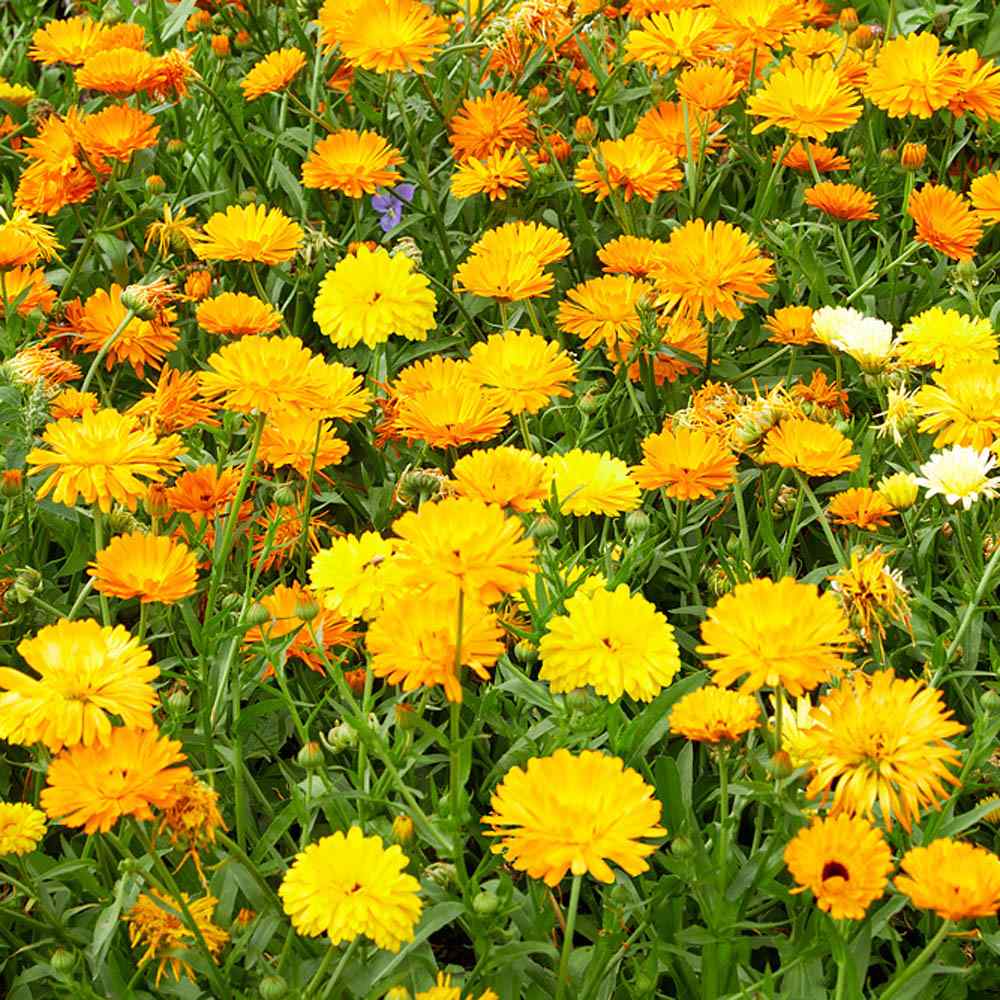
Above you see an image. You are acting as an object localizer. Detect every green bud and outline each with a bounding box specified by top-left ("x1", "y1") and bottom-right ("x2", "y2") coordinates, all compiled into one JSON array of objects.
[
  {"x1": 296, "y1": 741, "x2": 325, "y2": 769},
  {"x1": 423, "y1": 862, "x2": 456, "y2": 888},
  {"x1": 982, "y1": 689, "x2": 1000, "y2": 712},
  {"x1": 273, "y1": 484, "x2": 297, "y2": 507},
  {"x1": 625, "y1": 510, "x2": 650, "y2": 535},
  {"x1": 238, "y1": 188, "x2": 259, "y2": 205},
  {"x1": 165, "y1": 687, "x2": 191, "y2": 713},
  {"x1": 528, "y1": 514, "x2": 559, "y2": 542},
  {"x1": 244, "y1": 602, "x2": 271, "y2": 627},
  {"x1": 671, "y1": 835, "x2": 694, "y2": 856},
  {"x1": 220, "y1": 593, "x2": 242, "y2": 612},
  {"x1": 51, "y1": 948, "x2": 77, "y2": 975},
  {"x1": 514, "y1": 640, "x2": 538, "y2": 664},
  {"x1": 565, "y1": 687, "x2": 594, "y2": 713},
  {"x1": 166, "y1": 138, "x2": 185, "y2": 155},
  {"x1": 259, "y1": 975, "x2": 288, "y2": 1000},
  {"x1": 293, "y1": 597, "x2": 320, "y2": 622},
  {"x1": 323, "y1": 720, "x2": 358, "y2": 753},
  {"x1": 472, "y1": 890, "x2": 500, "y2": 916},
  {"x1": 579, "y1": 391, "x2": 602, "y2": 415}
]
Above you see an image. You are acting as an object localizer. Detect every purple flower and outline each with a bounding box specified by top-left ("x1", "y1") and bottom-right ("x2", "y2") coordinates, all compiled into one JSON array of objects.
[{"x1": 371, "y1": 184, "x2": 415, "y2": 233}]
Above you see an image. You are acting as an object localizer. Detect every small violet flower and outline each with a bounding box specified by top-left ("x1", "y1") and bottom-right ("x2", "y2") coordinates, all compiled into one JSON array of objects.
[{"x1": 371, "y1": 184, "x2": 415, "y2": 233}]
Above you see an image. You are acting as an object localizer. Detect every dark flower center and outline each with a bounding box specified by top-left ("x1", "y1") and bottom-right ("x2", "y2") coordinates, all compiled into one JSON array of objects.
[{"x1": 821, "y1": 860, "x2": 850, "y2": 882}]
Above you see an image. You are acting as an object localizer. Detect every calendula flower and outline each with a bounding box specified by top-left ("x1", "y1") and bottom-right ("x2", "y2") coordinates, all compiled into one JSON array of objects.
[
  {"x1": 698, "y1": 577, "x2": 855, "y2": 696},
  {"x1": 805, "y1": 669, "x2": 963, "y2": 831},
  {"x1": 634, "y1": 100, "x2": 724, "y2": 160},
  {"x1": 451, "y1": 147, "x2": 532, "y2": 201},
  {"x1": 27, "y1": 409, "x2": 183, "y2": 512},
  {"x1": 336, "y1": 0, "x2": 447, "y2": 74},
  {"x1": 75, "y1": 46, "x2": 160, "y2": 95},
  {"x1": 29, "y1": 15, "x2": 112, "y2": 65},
  {"x1": 0, "y1": 266, "x2": 56, "y2": 316},
  {"x1": 907, "y1": 184, "x2": 982, "y2": 261},
  {"x1": 454, "y1": 221, "x2": 570, "y2": 301},
  {"x1": 483, "y1": 749, "x2": 665, "y2": 885},
  {"x1": 624, "y1": 9, "x2": 723, "y2": 73},
  {"x1": 466, "y1": 329, "x2": 576, "y2": 414},
  {"x1": 828, "y1": 547, "x2": 910, "y2": 641},
  {"x1": 83, "y1": 103, "x2": 159, "y2": 161},
  {"x1": 199, "y1": 336, "x2": 370, "y2": 420},
  {"x1": 865, "y1": 32, "x2": 964, "y2": 118},
  {"x1": 6, "y1": 345, "x2": 80, "y2": 389},
  {"x1": 784, "y1": 814, "x2": 892, "y2": 920},
  {"x1": 877, "y1": 472, "x2": 920, "y2": 510},
  {"x1": 0, "y1": 802, "x2": 46, "y2": 855},
  {"x1": 309, "y1": 532, "x2": 396, "y2": 620},
  {"x1": 896, "y1": 306, "x2": 998, "y2": 368},
  {"x1": 314, "y1": 245, "x2": 435, "y2": 347},
  {"x1": 575, "y1": 135, "x2": 682, "y2": 203},
  {"x1": 128, "y1": 366, "x2": 220, "y2": 436},
  {"x1": 539, "y1": 584, "x2": 680, "y2": 701},
  {"x1": 547, "y1": 449, "x2": 641, "y2": 516},
  {"x1": 670, "y1": 685, "x2": 760, "y2": 743},
  {"x1": 395, "y1": 379, "x2": 510, "y2": 448},
  {"x1": 779, "y1": 141, "x2": 851, "y2": 172},
  {"x1": 597, "y1": 236, "x2": 670, "y2": 277},
  {"x1": 158, "y1": 775, "x2": 226, "y2": 860},
  {"x1": 301, "y1": 129, "x2": 403, "y2": 196},
  {"x1": 145, "y1": 203, "x2": 200, "y2": 257},
  {"x1": 948, "y1": 48, "x2": 1000, "y2": 121},
  {"x1": 0, "y1": 619, "x2": 158, "y2": 751},
  {"x1": 827, "y1": 488, "x2": 897, "y2": 531},
  {"x1": 971, "y1": 171, "x2": 1000, "y2": 224},
  {"x1": 632, "y1": 426, "x2": 737, "y2": 499},
  {"x1": 240, "y1": 47, "x2": 306, "y2": 100},
  {"x1": 258, "y1": 412, "x2": 348, "y2": 477},
  {"x1": 748, "y1": 63, "x2": 861, "y2": 140},
  {"x1": 243, "y1": 582, "x2": 357, "y2": 676},
  {"x1": 914, "y1": 362, "x2": 1000, "y2": 448},
  {"x1": 652, "y1": 219, "x2": 774, "y2": 321},
  {"x1": 452, "y1": 446, "x2": 551, "y2": 512},
  {"x1": 89, "y1": 531, "x2": 198, "y2": 604},
  {"x1": 368, "y1": 593, "x2": 503, "y2": 701},
  {"x1": 50, "y1": 388, "x2": 98, "y2": 419},
  {"x1": 127, "y1": 891, "x2": 229, "y2": 987},
  {"x1": 193, "y1": 204, "x2": 303, "y2": 265},
  {"x1": 415, "y1": 973, "x2": 497, "y2": 1000},
  {"x1": 915, "y1": 445, "x2": 1000, "y2": 508},
  {"x1": 875, "y1": 386, "x2": 919, "y2": 446},
  {"x1": 165, "y1": 464, "x2": 245, "y2": 524},
  {"x1": 714, "y1": 0, "x2": 804, "y2": 50},
  {"x1": 804, "y1": 181, "x2": 878, "y2": 220},
  {"x1": 556, "y1": 275, "x2": 652, "y2": 356},
  {"x1": 448, "y1": 91, "x2": 534, "y2": 162},
  {"x1": 279, "y1": 827, "x2": 422, "y2": 950},
  {"x1": 626, "y1": 315, "x2": 708, "y2": 384},
  {"x1": 41, "y1": 726, "x2": 192, "y2": 833},
  {"x1": 760, "y1": 418, "x2": 860, "y2": 477},
  {"x1": 765, "y1": 305, "x2": 817, "y2": 345},
  {"x1": 676, "y1": 62, "x2": 744, "y2": 110},
  {"x1": 896, "y1": 839, "x2": 1000, "y2": 920},
  {"x1": 0, "y1": 210, "x2": 60, "y2": 265},
  {"x1": 196, "y1": 292, "x2": 282, "y2": 336},
  {"x1": 0, "y1": 78, "x2": 34, "y2": 104}
]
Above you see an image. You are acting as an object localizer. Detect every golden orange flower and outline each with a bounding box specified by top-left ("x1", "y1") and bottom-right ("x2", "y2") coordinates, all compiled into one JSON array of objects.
[
  {"x1": 575, "y1": 135, "x2": 682, "y2": 203},
  {"x1": 258, "y1": 412, "x2": 349, "y2": 477},
  {"x1": 164, "y1": 464, "x2": 246, "y2": 525},
  {"x1": 949, "y1": 49, "x2": 1000, "y2": 121},
  {"x1": 827, "y1": 487, "x2": 897, "y2": 531},
  {"x1": 90, "y1": 531, "x2": 198, "y2": 604},
  {"x1": 632, "y1": 426, "x2": 737, "y2": 499},
  {"x1": 778, "y1": 141, "x2": 850, "y2": 173},
  {"x1": 29, "y1": 16, "x2": 112, "y2": 66},
  {"x1": 454, "y1": 222, "x2": 570, "y2": 301},
  {"x1": 865, "y1": 32, "x2": 964, "y2": 118},
  {"x1": 193, "y1": 204, "x2": 303, "y2": 265},
  {"x1": 556, "y1": 275, "x2": 652, "y2": 356},
  {"x1": 395, "y1": 380, "x2": 510, "y2": 448},
  {"x1": 907, "y1": 184, "x2": 982, "y2": 261},
  {"x1": 82, "y1": 103, "x2": 159, "y2": 162},
  {"x1": 336, "y1": 0, "x2": 448, "y2": 74},
  {"x1": 597, "y1": 236, "x2": 670, "y2": 277},
  {"x1": 765, "y1": 305, "x2": 817, "y2": 345},
  {"x1": 971, "y1": 171, "x2": 1000, "y2": 224},
  {"x1": 712, "y1": 0, "x2": 804, "y2": 51},
  {"x1": 451, "y1": 147, "x2": 531, "y2": 201},
  {"x1": 448, "y1": 91, "x2": 534, "y2": 162},
  {"x1": 50, "y1": 388, "x2": 98, "y2": 419},
  {"x1": 804, "y1": 181, "x2": 878, "y2": 221},
  {"x1": 0, "y1": 266, "x2": 56, "y2": 316},
  {"x1": 676, "y1": 62, "x2": 743, "y2": 110},
  {"x1": 75, "y1": 46, "x2": 160, "y2": 95},
  {"x1": 748, "y1": 63, "x2": 861, "y2": 140},
  {"x1": 452, "y1": 446, "x2": 550, "y2": 512},
  {"x1": 634, "y1": 100, "x2": 724, "y2": 160},
  {"x1": 128, "y1": 366, "x2": 220, "y2": 435},
  {"x1": 760, "y1": 418, "x2": 860, "y2": 477},
  {"x1": 195, "y1": 292, "x2": 282, "y2": 335},
  {"x1": 240, "y1": 48, "x2": 307, "y2": 101},
  {"x1": 301, "y1": 129, "x2": 404, "y2": 196},
  {"x1": 624, "y1": 9, "x2": 723, "y2": 73}
]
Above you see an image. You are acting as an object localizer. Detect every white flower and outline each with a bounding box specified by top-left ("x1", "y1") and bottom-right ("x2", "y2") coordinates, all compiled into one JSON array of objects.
[
  {"x1": 915, "y1": 445, "x2": 1000, "y2": 509},
  {"x1": 812, "y1": 306, "x2": 896, "y2": 373}
]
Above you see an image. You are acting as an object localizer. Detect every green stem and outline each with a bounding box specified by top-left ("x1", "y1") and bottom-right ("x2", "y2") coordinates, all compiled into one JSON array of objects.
[
  {"x1": 879, "y1": 920, "x2": 952, "y2": 1000},
  {"x1": 716, "y1": 746, "x2": 729, "y2": 896},
  {"x1": 93, "y1": 512, "x2": 111, "y2": 627},
  {"x1": 794, "y1": 472, "x2": 846, "y2": 565},
  {"x1": 555, "y1": 875, "x2": 583, "y2": 1000},
  {"x1": 80, "y1": 309, "x2": 136, "y2": 396},
  {"x1": 941, "y1": 543, "x2": 1000, "y2": 670},
  {"x1": 450, "y1": 589, "x2": 469, "y2": 888},
  {"x1": 306, "y1": 939, "x2": 358, "y2": 999}
]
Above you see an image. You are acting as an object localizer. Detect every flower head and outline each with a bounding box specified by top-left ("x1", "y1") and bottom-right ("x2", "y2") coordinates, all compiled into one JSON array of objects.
[
  {"x1": 748, "y1": 63, "x2": 861, "y2": 139},
  {"x1": 546, "y1": 449, "x2": 641, "y2": 516},
  {"x1": 452, "y1": 148, "x2": 532, "y2": 201},
  {"x1": 908, "y1": 184, "x2": 982, "y2": 261},
  {"x1": 258, "y1": 412, "x2": 348, "y2": 477},
  {"x1": 624, "y1": 9, "x2": 723, "y2": 73},
  {"x1": 301, "y1": 129, "x2": 403, "y2": 196},
  {"x1": 897, "y1": 306, "x2": 997, "y2": 368},
  {"x1": 240, "y1": 47, "x2": 306, "y2": 100},
  {"x1": 670, "y1": 685, "x2": 760, "y2": 743},
  {"x1": 784, "y1": 814, "x2": 892, "y2": 920},
  {"x1": 828, "y1": 547, "x2": 910, "y2": 642},
  {"x1": 575, "y1": 136, "x2": 682, "y2": 203},
  {"x1": 455, "y1": 222, "x2": 570, "y2": 301},
  {"x1": 483, "y1": 749, "x2": 665, "y2": 885},
  {"x1": 193, "y1": 204, "x2": 303, "y2": 265},
  {"x1": 760, "y1": 418, "x2": 860, "y2": 477},
  {"x1": 539, "y1": 584, "x2": 680, "y2": 702},
  {"x1": 914, "y1": 362, "x2": 1000, "y2": 448},
  {"x1": 971, "y1": 171, "x2": 1000, "y2": 224},
  {"x1": 336, "y1": 0, "x2": 448, "y2": 73},
  {"x1": 698, "y1": 577, "x2": 855, "y2": 696},
  {"x1": 30, "y1": 16, "x2": 113, "y2": 65},
  {"x1": 865, "y1": 32, "x2": 964, "y2": 117},
  {"x1": 765, "y1": 305, "x2": 817, "y2": 345},
  {"x1": 804, "y1": 181, "x2": 878, "y2": 221},
  {"x1": 448, "y1": 91, "x2": 534, "y2": 162},
  {"x1": 0, "y1": 802, "x2": 46, "y2": 855},
  {"x1": 90, "y1": 532, "x2": 198, "y2": 604},
  {"x1": 0, "y1": 267, "x2": 56, "y2": 316},
  {"x1": 309, "y1": 532, "x2": 397, "y2": 620},
  {"x1": 556, "y1": 275, "x2": 652, "y2": 357},
  {"x1": 41, "y1": 726, "x2": 192, "y2": 833},
  {"x1": 279, "y1": 827, "x2": 422, "y2": 950},
  {"x1": 896, "y1": 839, "x2": 1000, "y2": 920},
  {"x1": 677, "y1": 62, "x2": 744, "y2": 110},
  {"x1": 827, "y1": 487, "x2": 897, "y2": 531},
  {"x1": 196, "y1": 292, "x2": 282, "y2": 336},
  {"x1": 633, "y1": 426, "x2": 737, "y2": 499},
  {"x1": 452, "y1": 446, "x2": 551, "y2": 512},
  {"x1": 915, "y1": 445, "x2": 1000, "y2": 508}
]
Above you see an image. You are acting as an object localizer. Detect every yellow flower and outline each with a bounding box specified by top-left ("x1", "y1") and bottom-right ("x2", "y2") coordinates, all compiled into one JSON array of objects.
[
  {"x1": 451, "y1": 147, "x2": 531, "y2": 201},
  {"x1": 624, "y1": 9, "x2": 723, "y2": 73},
  {"x1": 698, "y1": 577, "x2": 855, "y2": 696},
  {"x1": 676, "y1": 62, "x2": 744, "y2": 110},
  {"x1": 896, "y1": 839, "x2": 1000, "y2": 921},
  {"x1": 759, "y1": 418, "x2": 860, "y2": 477},
  {"x1": 301, "y1": 129, "x2": 403, "y2": 196},
  {"x1": 309, "y1": 532, "x2": 397, "y2": 620},
  {"x1": 914, "y1": 362, "x2": 1000, "y2": 448},
  {"x1": 828, "y1": 547, "x2": 910, "y2": 642},
  {"x1": 195, "y1": 292, "x2": 282, "y2": 336},
  {"x1": 279, "y1": 827, "x2": 422, "y2": 950},
  {"x1": 915, "y1": 445, "x2": 1000, "y2": 508},
  {"x1": 897, "y1": 307, "x2": 997, "y2": 368},
  {"x1": 556, "y1": 274, "x2": 652, "y2": 357},
  {"x1": 127, "y1": 890, "x2": 229, "y2": 987},
  {"x1": 805, "y1": 669, "x2": 963, "y2": 831},
  {"x1": 827, "y1": 487, "x2": 896, "y2": 531},
  {"x1": 748, "y1": 63, "x2": 861, "y2": 140},
  {"x1": 0, "y1": 802, "x2": 46, "y2": 855},
  {"x1": 632, "y1": 426, "x2": 737, "y2": 499},
  {"x1": 395, "y1": 380, "x2": 510, "y2": 448},
  {"x1": 335, "y1": 0, "x2": 448, "y2": 74},
  {"x1": 539, "y1": 584, "x2": 680, "y2": 702},
  {"x1": 314, "y1": 245, "x2": 435, "y2": 347},
  {"x1": 669, "y1": 685, "x2": 760, "y2": 743},
  {"x1": 877, "y1": 472, "x2": 919, "y2": 510},
  {"x1": 784, "y1": 814, "x2": 892, "y2": 920},
  {"x1": 546, "y1": 449, "x2": 641, "y2": 516},
  {"x1": 466, "y1": 329, "x2": 576, "y2": 414},
  {"x1": 258, "y1": 412, "x2": 349, "y2": 477},
  {"x1": 368, "y1": 594, "x2": 503, "y2": 702},
  {"x1": 240, "y1": 47, "x2": 307, "y2": 100},
  {"x1": 416, "y1": 973, "x2": 498, "y2": 1000},
  {"x1": 26, "y1": 408, "x2": 183, "y2": 512},
  {"x1": 452, "y1": 446, "x2": 551, "y2": 512},
  {"x1": 192, "y1": 204, "x2": 303, "y2": 265},
  {"x1": 90, "y1": 531, "x2": 198, "y2": 604},
  {"x1": 575, "y1": 135, "x2": 682, "y2": 203},
  {"x1": 865, "y1": 32, "x2": 964, "y2": 118},
  {"x1": 483, "y1": 749, "x2": 665, "y2": 885},
  {"x1": 971, "y1": 170, "x2": 1000, "y2": 224},
  {"x1": 144, "y1": 203, "x2": 200, "y2": 257}
]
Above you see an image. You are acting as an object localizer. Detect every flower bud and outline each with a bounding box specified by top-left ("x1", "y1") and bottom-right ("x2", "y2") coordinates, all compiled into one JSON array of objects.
[
  {"x1": 423, "y1": 861, "x2": 456, "y2": 888},
  {"x1": 768, "y1": 750, "x2": 794, "y2": 778},
  {"x1": 900, "y1": 142, "x2": 927, "y2": 170},
  {"x1": 211, "y1": 33, "x2": 230, "y2": 56},
  {"x1": 1, "y1": 468, "x2": 23, "y2": 497},
  {"x1": 391, "y1": 236, "x2": 423, "y2": 267},
  {"x1": 235, "y1": 29, "x2": 252, "y2": 48},
  {"x1": 184, "y1": 270, "x2": 212, "y2": 302},
  {"x1": 294, "y1": 596, "x2": 320, "y2": 622},
  {"x1": 395, "y1": 702, "x2": 418, "y2": 730},
  {"x1": 186, "y1": 10, "x2": 211, "y2": 32},
  {"x1": 166, "y1": 138, "x2": 185, "y2": 155},
  {"x1": 851, "y1": 24, "x2": 874, "y2": 49},
  {"x1": 625, "y1": 509, "x2": 649, "y2": 535},
  {"x1": 514, "y1": 639, "x2": 538, "y2": 664},
  {"x1": 528, "y1": 514, "x2": 558, "y2": 542},
  {"x1": 297, "y1": 741, "x2": 325, "y2": 769},
  {"x1": 8, "y1": 566, "x2": 42, "y2": 604},
  {"x1": 671, "y1": 835, "x2": 694, "y2": 855},
  {"x1": 383, "y1": 989, "x2": 413, "y2": 1000},
  {"x1": 396, "y1": 467, "x2": 447, "y2": 507},
  {"x1": 573, "y1": 115, "x2": 597, "y2": 143},
  {"x1": 565, "y1": 687, "x2": 595, "y2": 713},
  {"x1": 245, "y1": 602, "x2": 271, "y2": 628},
  {"x1": 51, "y1": 948, "x2": 77, "y2": 975},
  {"x1": 120, "y1": 283, "x2": 158, "y2": 320},
  {"x1": 165, "y1": 686, "x2": 191, "y2": 713},
  {"x1": 838, "y1": 6, "x2": 858, "y2": 29},
  {"x1": 259, "y1": 975, "x2": 289, "y2": 1000},
  {"x1": 528, "y1": 84, "x2": 549, "y2": 110},
  {"x1": 579, "y1": 391, "x2": 601, "y2": 415},
  {"x1": 982, "y1": 689, "x2": 1000, "y2": 712},
  {"x1": 344, "y1": 667, "x2": 367, "y2": 695},
  {"x1": 954, "y1": 258, "x2": 978, "y2": 282},
  {"x1": 877, "y1": 472, "x2": 919, "y2": 510},
  {"x1": 27, "y1": 98, "x2": 55, "y2": 124},
  {"x1": 145, "y1": 174, "x2": 166, "y2": 196},
  {"x1": 108, "y1": 509, "x2": 141, "y2": 535},
  {"x1": 272, "y1": 484, "x2": 297, "y2": 507},
  {"x1": 238, "y1": 187, "x2": 259, "y2": 205},
  {"x1": 324, "y1": 720, "x2": 358, "y2": 753},
  {"x1": 392, "y1": 814, "x2": 414, "y2": 845},
  {"x1": 472, "y1": 889, "x2": 499, "y2": 915}
]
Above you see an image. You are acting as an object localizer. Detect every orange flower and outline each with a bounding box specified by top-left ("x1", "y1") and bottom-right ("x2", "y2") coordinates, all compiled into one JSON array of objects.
[
  {"x1": 949, "y1": 49, "x2": 1000, "y2": 121},
  {"x1": 395, "y1": 380, "x2": 510, "y2": 448},
  {"x1": 865, "y1": 32, "x2": 964, "y2": 118},
  {"x1": 75, "y1": 46, "x2": 159, "y2": 95},
  {"x1": 765, "y1": 305, "x2": 816, "y2": 345},
  {"x1": 0, "y1": 266, "x2": 56, "y2": 315},
  {"x1": 804, "y1": 181, "x2": 878, "y2": 221},
  {"x1": 634, "y1": 100, "x2": 724, "y2": 159},
  {"x1": 258, "y1": 412, "x2": 349, "y2": 477},
  {"x1": 652, "y1": 219, "x2": 774, "y2": 321},
  {"x1": 50, "y1": 388, "x2": 98, "y2": 419},
  {"x1": 451, "y1": 147, "x2": 531, "y2": 201},
  {"x1": 748, "y1": 63, "x2": 861, "y2": 140},
  {"x1": 575, "y1": 135, "x2": 682, "y2": 202},
  {"x1": 557, "y1": 275, "x2": 652, "y2": 356},
  {"x1": 827, "y1": 487, "x2": 897, "y2": 531},
  {"x1": 632, "y1": 426, "x2": 737, "y2": 499},
  {"x1": 454, "y1": 222, "x2": 570, "y2": 301},
  {"x1": 90, "y1": 531, "x2": 198, "y2": 603},
  {"x1": 676, "y1": 62, "x2": 743, "y2": 110},
  {"x1": 196, "y1": 292, "x2": 282, "y2": 335},
  {"x1": 760, "y1": 418, "x2": 860, "y2": 477},
  {"x1": 713, "y1": 0, "x2": 804, "y2": 51},
  {"x1": 778, "y1": 141, "x2": 850, "y2": 173},
  {"x1": 336, "y1": 0, "x2": 448, "y2": 74},
  {"x1": 907, "y1": 184, "x2": 982, "y2": 261},
  {"x1": 29, "y1": 16, "x2": 113, "y2": 66},
  {"x1": 193, "y1": 205, "x2": 303, "y2": 265},
  {"x1": 301, "y1": 129, "x2": 403, "y2": 196},
  {"x1": 448, "y1": 91, "x2": 534, "y2": 162},
  {"x1": 128, "y1": 366, "x2": 220, "y2": 436},
  {"x1": 240, "y1": 48, "x2": 307, "y2": 101},
  {"x1": 165, "y1": 465, "x2": 246, "y2": 525},
  {"x1": 598, "y1": 236, "x2": 670, "y2": 277},
  {"x1": 82, "y1": 103, "x2": 159, "y2": 162},
  {"x1": 624, "y1": 316, "x2": 708, "y2": 384},
  {"x1": 624, "y1": 9, "x2": 723, "y2": 73},
  {"x1": 970, "y1": 171, "x2": 1000, "y2": 225}
]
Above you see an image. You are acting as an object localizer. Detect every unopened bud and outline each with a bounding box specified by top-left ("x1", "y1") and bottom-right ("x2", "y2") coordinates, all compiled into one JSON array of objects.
[
  {"x1": 145, "y1": 174, "x2": 166, "y2": 196},
  {"x1": 423, "y1": 862, "x2": 456, "y2": 888},
  {"x1": 391, "y1": 236, "x2": 422, "y2": 267},
  {"x1": 768, "y1": 750, "x2": 794, "y2": 778},
  {"x1": 211, "y1": 33, "x2": 230, "y2": 56},
  {"x1": 514, "y1": 640, "x2": 537, "y2": 664},
  {"x1": 294, "y1": 597, "x2": 319, "y2": 622},
  {"x1": 324, "y1": 720, "x2": 357, "y2": 753},
  {"x1": 259, "y1": 975, "x2": 289, "y2": 1000},
  {"x1": 625, "y1": 509, "x2": 649, "y2": 535},
  {"x1": 472, "y1": 889, "x2": 499, "y2": 915},
  {"x1": 982, "y1": 689, "x2": 1000, "y2": 712},
  {"x1": 391, "y1": 814, "x2": 414, "y2": 845},
  {"x1": 120, "y1": 283, "x2": 158, "y2": 320},
  {"x1": 184, "y1": 270, "x2": 212, "y2": 302},
  {"x1": 245, "y1": 602, "x2": 271, "y2": 627},
  {"x1": 529, "y1": 514, "x2": 558, "y2": 541},
  {"x1": 1, "y1": 468, "x2": 23, "y2": 497},
  {"x1": 528, "y1": 84, "x2": 549, "y2": 110},
  {"x1": 383, "y1": 989, "x2": 413, "y2": 1000},
  {"x1": 851, "y1": 24, "x2": 874, "y2": 49},
  {"x1": 273, "y1": 484, "x2": 297, "y2": 507},
  {"x1": 297, "y1": 741, "x2": 325, "y2": 769},
  {"x1": 166, "y1": 138, "x2": 185, "y2": 155},
  {"x1": 50, "y1": 948, "x2": 77, "y2": 975},
  {"x1": 344, "y1": 667, "x2": 367, "y2": 695},
  {"x1": 165, "y1": 686, "x2": 191, "y2": 713},
  {"x1": 395, "y1": 702, "x2": 418, "y2": 730},
  {"x1": 573, "y1": 115, "x2": 597, "y2": 143},
  {"x1": 900, "y1": 142, "x2": 927, "y2": 170},
  {"x1": 838, "y1": 6, "x2": 858, "y2": 29}
]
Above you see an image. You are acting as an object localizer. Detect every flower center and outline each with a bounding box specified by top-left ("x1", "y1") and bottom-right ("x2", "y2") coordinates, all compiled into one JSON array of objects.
[{"x1": 821, "y1": 860, "x2": 849, "y2": 882}]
